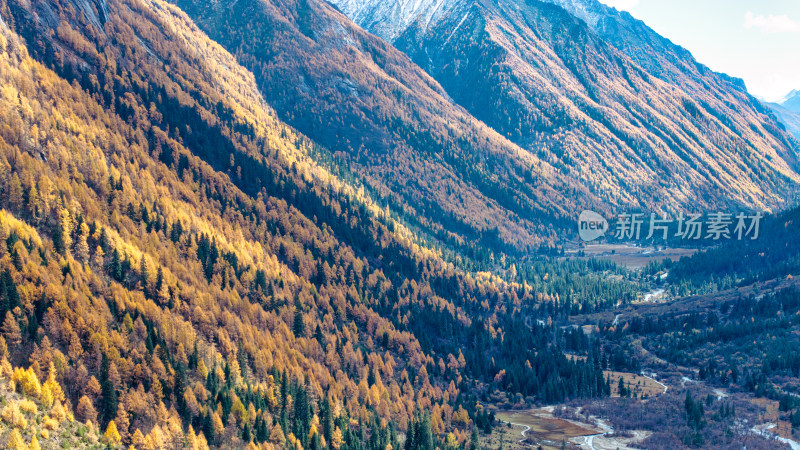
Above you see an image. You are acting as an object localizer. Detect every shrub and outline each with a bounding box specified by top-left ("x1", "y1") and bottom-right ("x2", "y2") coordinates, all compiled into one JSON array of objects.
[
  {"x1": 42, "y1": 415, "x2": 59, "y2": 431},
  {"x1": 18, "y1": 399, "x2": 38, "y2": 415},
  {"x1": 11, "y1": 367, "x2": 41, "y2": 398},
  {"x1": 103, "y1": 420, "x2": 122, "y2": 445},
  {"x1": 6, "y1": 429, "x2": 25, "y2": 450},
  {"x1": 1, "y1": 404, "x2": 28, "y2": 429},
  {"x1": 50, "y1": 401, "x2": 67, "y2": 423}
]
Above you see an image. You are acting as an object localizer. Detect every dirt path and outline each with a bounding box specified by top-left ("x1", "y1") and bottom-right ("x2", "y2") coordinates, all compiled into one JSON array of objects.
[
  {"x1": 506, "y1": 422, "x2": 531, "y2": 445},
  {"x1": 641, "y1": 373, "x2": 668, "y2": 394},
  {"x1": 752, "y1": 423, "x2": 800, "y2": 450}
]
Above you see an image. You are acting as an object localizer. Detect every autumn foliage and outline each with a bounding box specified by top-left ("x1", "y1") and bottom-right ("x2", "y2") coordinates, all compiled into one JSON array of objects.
[{"x1": 0, "y1": 0, "x2": 610, "y2": 448}]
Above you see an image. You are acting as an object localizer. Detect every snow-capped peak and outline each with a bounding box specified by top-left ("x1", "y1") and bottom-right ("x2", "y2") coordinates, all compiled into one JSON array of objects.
[
  {"x1": 778, "y1": 89, "x2": 800, "y2": 104},
  {"x1": 329, "y1": 0, "x2": 463, "y2": 42},
  {"x1": 541, "y1": 0, "x2": 606, "y2": 29}
]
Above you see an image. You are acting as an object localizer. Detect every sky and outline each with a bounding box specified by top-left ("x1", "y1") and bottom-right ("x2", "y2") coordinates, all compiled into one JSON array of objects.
[{"x1": 598, "y1": 0, "x2": 800, "y2": 101}]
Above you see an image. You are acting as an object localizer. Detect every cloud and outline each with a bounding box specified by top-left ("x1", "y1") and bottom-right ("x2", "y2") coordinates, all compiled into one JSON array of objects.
[
  {"x1": 599, "y1": 0, "x2": 640, "y2": 12},
  {"x1": 744, "y1": 11, "x2": 800, "y2": 33}
]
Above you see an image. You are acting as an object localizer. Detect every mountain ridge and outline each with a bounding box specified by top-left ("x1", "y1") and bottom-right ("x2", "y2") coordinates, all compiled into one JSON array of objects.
[
  {"x1": 169, "y1": 0, "x2": 615, "y2": 253},
  {"x1": 330, "y1": 0, "x2": 800, "y2": 217}
]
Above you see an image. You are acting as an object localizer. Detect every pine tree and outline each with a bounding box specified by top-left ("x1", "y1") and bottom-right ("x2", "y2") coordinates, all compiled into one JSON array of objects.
[
  {"x1": 76, "y1": 395, "x2": 98, "y2": 424},
  {"x1": 270, "y1": 423, "x2": 286, "y2": 445},
  {"x1": 114, "y1": 403, "x2": 131, "y2": 443},
  {"x1": 0, "y1": 269, "x2": 19, "y2": 317},
  {"x1": 139, "y1": 256, "x2": 149, "y2": 290},
  {"x1": 100, "y1": 354, "x2": 118, "y2": 427},
  {"x1": 255, "y1": 415, "x2": 270, "y2": 443},
  {"x1": 204, "y1": 411, "x2": 221, "y2": 445},
  {"x1": 320, "y1": 396, "x2": 333, "y2": 443},
  {"x1": 293, "y1": 382, "x2": 310, "y2": 439},
  {"x1": 293, "y1": 305, "x2": 305, "y2": 337},
  {"x1": 110, "y1": 249, "x2": 123, "y2": 281},
  {"x1": 175, "y1": 365, "x2": 189, "y2": 424},
  {"x1": 470, "y1": 426, "x2": 479, "y2": 450},
  {"x1": 2, "y1": 312, "x2": 22, "y2": 347},
  {"x1": 685, "y1": 391, "x2": 705, "y2": 430},
  {"x1": 331, "y1": 427, "x2": 344, "y2": 450},
  {"x1": 242, "y1": 423, "x2": 251, "y2": 442},
  {"x1": 618, "y1": 377, "x2": 628, "y2": 397},
  {"x1": 28, "y1": 185, "x2": 42, "y2": 222}
]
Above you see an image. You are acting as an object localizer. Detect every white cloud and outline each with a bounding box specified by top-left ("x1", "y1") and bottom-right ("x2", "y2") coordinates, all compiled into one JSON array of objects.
[
  {"x1": 599, "y1": 0, "x2": 640, "y2": 12},
  {"x1": 744, "y1": 11, "x2": 800, "y2": 33}
]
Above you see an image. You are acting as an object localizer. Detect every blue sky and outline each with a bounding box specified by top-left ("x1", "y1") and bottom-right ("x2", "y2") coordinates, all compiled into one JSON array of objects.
[{"x1": 599, "y1": 0, "x2": 800, "y2": 101}]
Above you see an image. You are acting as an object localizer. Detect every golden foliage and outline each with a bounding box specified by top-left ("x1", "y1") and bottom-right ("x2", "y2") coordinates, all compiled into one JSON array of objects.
[
  {"x1": 104, "y1": 420, "x2": 122, "y2": 445},
  {"x1": 0, "y1": 0, "x2": 547, "y2": 446},
  {"x1": 11, "y1": 367, "x2": 40, "y2": 398}
]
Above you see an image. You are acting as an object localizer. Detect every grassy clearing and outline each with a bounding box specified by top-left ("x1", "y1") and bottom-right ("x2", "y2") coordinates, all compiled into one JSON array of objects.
[
  {"x1": 495, "y1": 409, "x2": 598, "y2": 448},
  {"x1": 479, "y1": 421, "x2": 532, "y2": 449},
  {"x1": 604, "y1": 370, "x2": 666, "y2": 398},
  {"x1": 572, "y1": 244, "x2": 696, "y2": 269}
]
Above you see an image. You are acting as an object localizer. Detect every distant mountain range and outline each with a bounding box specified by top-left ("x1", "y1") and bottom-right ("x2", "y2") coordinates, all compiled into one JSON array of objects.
[
  {"x1": 778, "y1": 89, "x2": 800, "y2": 112},
  {"x1": 767, "y1": 90, "x2": 800, "y2": 140}
]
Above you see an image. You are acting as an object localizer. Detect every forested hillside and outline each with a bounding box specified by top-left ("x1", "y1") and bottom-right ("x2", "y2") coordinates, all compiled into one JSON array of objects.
[
  {"x1": 169, "y1": 0, "x2": 608, "y2": 253},
  {"x1": 656, "y1": 205, "x2": 800, "y2": 296},
  {"x1": 0, "y1": 0, "x2": 619, "y2": 447}
]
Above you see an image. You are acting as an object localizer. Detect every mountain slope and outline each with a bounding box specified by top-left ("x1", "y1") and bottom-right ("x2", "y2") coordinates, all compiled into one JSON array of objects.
[
  {"x1": 0, "y1": 0, "x2": 614, "y2": 446},
  {"x1": 0, "y1": 1, "x2": 434, "y2": 444},
  {"x1": 331, "y1": 0, "x2": 800, "y2": 213},
  {"x1": 169, "y1": 0, "x2": 607, "y2": 254}
]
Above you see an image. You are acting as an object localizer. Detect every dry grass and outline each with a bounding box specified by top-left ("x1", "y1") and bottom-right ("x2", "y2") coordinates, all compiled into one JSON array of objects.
[
  {"x1": 480, "y1": 421, "x2": 535, "y2": 449},
  {"x1": 747, "y1": 397, "x2": 796, "y2": 440},
  {"x1": 575, "y1": 244, "x2": 697, "y2": 269},
  {"x1": 749, "y1": 397, "x2": 779, "y2": 422},
  {"x1": 604, "y1": 371, "x2": 667, "y2": 398}
]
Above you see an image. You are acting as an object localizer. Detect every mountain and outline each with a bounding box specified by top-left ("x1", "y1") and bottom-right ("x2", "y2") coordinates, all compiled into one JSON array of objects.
[
  {"x1": 2, "y1": 0, "x2": 800, "y2": 447},
  {"x1": 0, "y1": 0, "x2": 619, "y2": 447},
  {"x1": 778, "y1": 89, "x2": 800, "y2": 112},
  {"x1": 329, "y1": 0, "x2": 800, "y2": 214},
  {"x1": 767, "y1": 90, "x2": 800, "y2": 140},
  {"x1": 168, "y1": 0, "x2": 607, "y2": 255},
  {"x1": 769, "y1": 103, "x2": 800, "y2": 141},
  {"x1": 168, "y1": 0, "x2": 800, "y2": 255}
]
